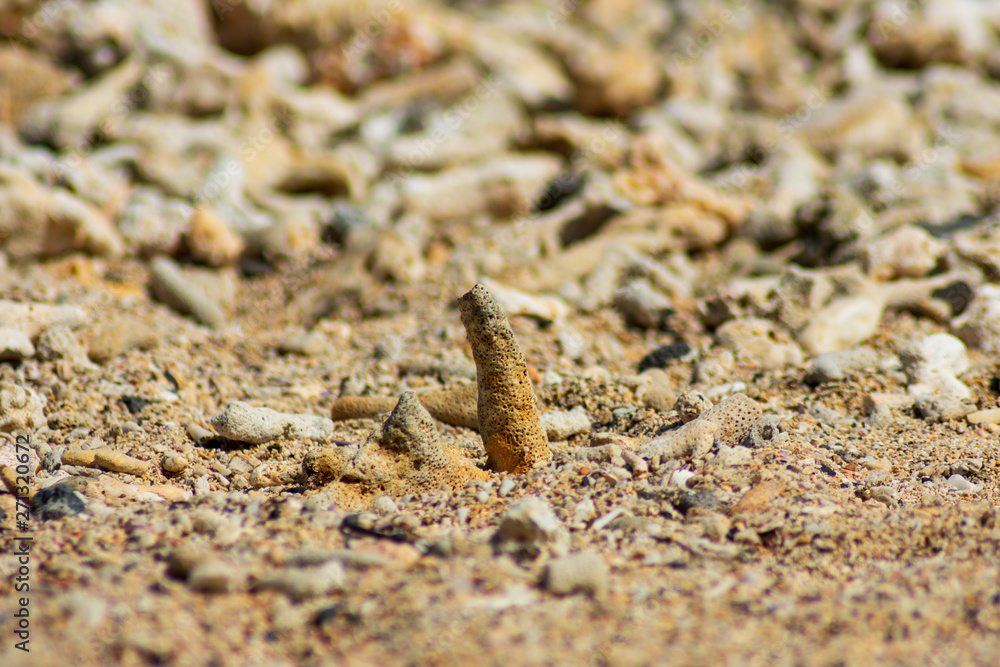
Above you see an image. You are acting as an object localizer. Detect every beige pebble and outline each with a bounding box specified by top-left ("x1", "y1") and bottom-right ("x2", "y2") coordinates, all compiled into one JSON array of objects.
[
  {"x1": 331, "y1": 395, "x2": 397, "y2": 421},
  {"x1": 92, "y1": 449, "x2": 150, "y2": 476},
  {"x1": 162, "y1": 454, "x2": 189, "y2": 474},
  {"x1": 149, "y1": 256, "x2": 228, "y2": 330},
  {"x1": 418, "y1": 384, "x2": 480, "y2": 430},
  {"x1": 275, "y1": 330, "x2": 326, "y2": 357},
  {"x1": 861, "y1": 458, "x2": 892, "y2": 473},
  {"x1": 188, "y1": 559, "x2": 243, "y2": 593},
  {"x1": 146, "y1": 484, "x2": 192, "y2": 502},
  {"x1": 186, "y1": 205, "x2": 245, "y2": 266},
  {"x1": 966, "y1": 408, "x2": 1000, "y2": 425},
  {"x1": 543, "y1": 551, "x2": 608, "y2": 599},
  {"x1": 641, "y1": 386, "x2": 675, "y2": 411},
  {"x1": 82, "y1": 318, "x2": 160, "y2": 364},
  {"x1": 862, "y1": 392, "x2": 915, "y2": 416},
  {"x1": 798, "y1": 292, "x2": 886, "y2": 355},
  {"x1": 62, "y1": 448, "x2": 98, "y2": 467}
]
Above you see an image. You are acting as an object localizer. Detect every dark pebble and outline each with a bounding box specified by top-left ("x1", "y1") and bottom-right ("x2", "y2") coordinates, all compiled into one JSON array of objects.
[
  {"x1": 121, "y1": 395, "x2": 152, "y2": 415},
  {"x1": 638, "y1": 342, "x2": 692, "y2": 373},
  {"x1": 673, "y1": 490, "x2": 723, "y2": 515},
  {"x1": 239, "y1": 258, "x2": 275, "y2": 278},
  {"x1": 314, "y1": 603, "x2": 344, "y2": 626},
  {"x1": 535, "y1": 171, "x2": 585, "y2": 212},
  {"x1": 930, "y1": 281, "x2": 974, "y2": 317},
  {"x1": 32, "y1": 484, "x2": 87, "y2": 520},
  {"x1": 164, "y1": 370, "x2": 180, "y2": 392},
  {"x1": 322, "y1": 206, "x2": 369, "y2": 245}
]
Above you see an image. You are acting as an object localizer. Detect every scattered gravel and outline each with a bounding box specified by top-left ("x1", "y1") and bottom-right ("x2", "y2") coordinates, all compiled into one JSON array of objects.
[{"x1": 3, "y1": 0, "x2": 1000, "y2": 664}]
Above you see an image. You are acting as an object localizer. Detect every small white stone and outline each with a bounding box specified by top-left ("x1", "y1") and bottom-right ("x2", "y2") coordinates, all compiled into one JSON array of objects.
[
  {"x1": 162, "y1": 454, "x2": 189, "y2": 474},
  {"x1": 192, "y1": 475, "x2": 211, "y2": 496},
  {"x1": 0, "y1": 327, "x2": 35, "y2": 361},
  {"x1": 899, "y1": 333, "x2": 970, "y2": 399},
  {"x1": 372, "y1": 495, "x2": 399, "y2": 515},
  {"x1": 540, "y1": 408, "x2": 591, "y2": 441},
  {"x1": 804, "y1": 348, "x2": 879, "y2": 384},
  {"x1": 946, "y1": 474, "x2": 981, "y2": 492},
  {"x1": 863, "y1": 225, "x2": 944, "y2": 280},
  {"x1": 665, "y1": 468, "x2": 696, "y2": 489},
  {"x1": 798, "y1": 292, "x2": 886, "y2": 355},
  {"x1": 480, "y1": 278, "x2": 569, "y2": 321},
  {"x1": 188, "y1": 559, "x2": 243, "y2": 593},
  {"x1": 715, "y1": 318, "x2": 803, "y2": 370}
]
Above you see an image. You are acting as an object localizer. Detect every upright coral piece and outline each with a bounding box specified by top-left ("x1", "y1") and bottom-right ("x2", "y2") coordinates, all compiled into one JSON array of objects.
[{"x1": 458, "y1": 284, "x2": 550, "y2": 474}]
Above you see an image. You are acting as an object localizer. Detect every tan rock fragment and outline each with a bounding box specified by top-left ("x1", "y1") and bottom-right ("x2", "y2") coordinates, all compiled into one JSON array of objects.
[
  {"x1": 330, "y1": 384, "x2": 480, "y2": 430},
  {"x1": 162, "y1": 454, "x2": 189, "y2": 474},
  {"x1": 0, "y1": 45, "x2": 73, "y2": 126},
  {"x1": 62, "y1": 449, "x2": 98, "y2": 467},
  {"x1": 458, "y1": 284, "x2": 550, "y2": 474},
  {"x1": 730, "y1": 480, "x2": 784, "y2": 516},
  {"x1": 92, "y1": 449, "x2": 150, "y2": 477},
  {"x1": 0, "y1": 466, "x2": 21, "y2": 495},
  {"x1": 613, "y1": 137, "x2": 752, "y2": 227},
  {"x1": 417, "y1": 384, "x2": 479, "y2": 430},
  {"x1": 186, "y1": 206, "x2": 246, "y2": 266},
  {"x1": 330, "y1": 395, "x2": 397, "y2": 422},
  {"x1": 543, "y1": 551, "x2": 609, "y2": 599},
  {"x1": 862, "y1": 393, "x2": 915, "y2": 416},
  {"x1": 966, "y1": 408, "x2": 1000, "y2": 426},
  {"x1": 82, "y1": 318, "x2": 160, "y2": 363},
  {"x1": 0, "y1": 300, "x2": 87, "y2": 339},
  {"x1": 798, "y1": 291, "x2": 887, "y2": 355}
]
